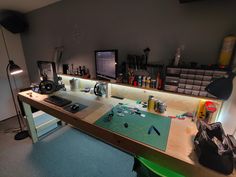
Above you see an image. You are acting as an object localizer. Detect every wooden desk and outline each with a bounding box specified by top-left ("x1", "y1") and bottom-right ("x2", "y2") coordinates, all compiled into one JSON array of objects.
[{"x1": 18, "y1": 90, "x2": 234, "y2": 177}]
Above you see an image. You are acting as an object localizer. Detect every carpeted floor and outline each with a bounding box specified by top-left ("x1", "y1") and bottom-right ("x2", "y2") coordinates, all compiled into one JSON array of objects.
[{"x1": 0, "y1": 117, "x2": 137, "y2": 177}]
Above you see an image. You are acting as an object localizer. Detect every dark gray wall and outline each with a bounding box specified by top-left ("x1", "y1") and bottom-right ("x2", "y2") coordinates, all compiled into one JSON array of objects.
[{"x1": 21, "y1": 0, "x2": 236, "y2": 82}]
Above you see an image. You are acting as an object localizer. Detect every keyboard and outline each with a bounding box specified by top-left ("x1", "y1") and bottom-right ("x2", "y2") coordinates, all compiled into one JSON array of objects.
[{"x1": 44, "y1": 95, "x2": 72, "y2": 107}]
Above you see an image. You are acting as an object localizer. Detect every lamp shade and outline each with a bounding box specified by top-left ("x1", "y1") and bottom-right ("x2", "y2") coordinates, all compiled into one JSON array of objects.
[
  {"x1": 205, "y1": 74, "x2": 235, "y2": 100},
  {"x1": 8, "y1": 60, "x2": 23, "y2": 75}
]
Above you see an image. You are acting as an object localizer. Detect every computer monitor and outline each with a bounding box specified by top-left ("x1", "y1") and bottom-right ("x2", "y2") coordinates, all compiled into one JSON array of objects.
[
  {"x1": 37, "y1": 61, "x2": 58, "y2": 84},
  {"x1": 95, "y1": 50, "x2": 118, "y2": 80}
]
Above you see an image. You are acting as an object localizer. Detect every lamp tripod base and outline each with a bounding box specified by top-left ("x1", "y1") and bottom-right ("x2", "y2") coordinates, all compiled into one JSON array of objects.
[{"x1": 14, "y1": 130, "x2": 29, "y2": 140}]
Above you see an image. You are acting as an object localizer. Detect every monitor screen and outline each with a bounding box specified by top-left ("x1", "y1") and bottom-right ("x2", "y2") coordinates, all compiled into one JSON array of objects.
[{"x1": 95, "y1": 50, "x2": 117, "y2": 79}]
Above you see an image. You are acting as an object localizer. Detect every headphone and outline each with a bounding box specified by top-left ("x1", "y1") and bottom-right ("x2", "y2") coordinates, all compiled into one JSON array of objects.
[{"x1": 39, "y1": 80, "x2": 56, "y2": 94}]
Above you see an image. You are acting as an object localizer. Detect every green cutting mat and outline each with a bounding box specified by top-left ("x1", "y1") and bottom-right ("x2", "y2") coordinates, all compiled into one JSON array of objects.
[{"x1": 95, "y1": 105, "x2": 171, "y2": 151}]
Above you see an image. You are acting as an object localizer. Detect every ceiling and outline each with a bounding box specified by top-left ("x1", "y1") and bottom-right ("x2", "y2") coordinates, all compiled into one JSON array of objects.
[{"x1": 0, "y1": 0, "x2": 61, "y2": 13}]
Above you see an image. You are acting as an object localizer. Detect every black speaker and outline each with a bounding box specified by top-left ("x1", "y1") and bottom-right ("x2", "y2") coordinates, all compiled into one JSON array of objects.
[{"x1": 0, "y1": 10, "x2": 28, "y2": 33}]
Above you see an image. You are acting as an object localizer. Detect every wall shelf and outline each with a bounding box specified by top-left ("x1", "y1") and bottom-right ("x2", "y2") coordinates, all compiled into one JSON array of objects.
[{"x1": 59, "y1": 74, "x2": 222, "y2": 102}]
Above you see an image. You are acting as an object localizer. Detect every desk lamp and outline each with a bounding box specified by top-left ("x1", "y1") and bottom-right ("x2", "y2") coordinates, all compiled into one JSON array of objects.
[{"x1": 2, "y1": 27, "x2": 28, "y2": 140}]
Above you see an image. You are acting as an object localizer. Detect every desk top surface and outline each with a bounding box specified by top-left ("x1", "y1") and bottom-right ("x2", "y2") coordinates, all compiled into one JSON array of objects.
[{"x1": 18, "y1": 90, "x2": 233, "y2": 177}]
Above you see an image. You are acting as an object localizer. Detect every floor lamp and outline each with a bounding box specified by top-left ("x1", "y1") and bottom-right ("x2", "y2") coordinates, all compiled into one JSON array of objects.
[{"x1": 1, "y1": 27, "x2": 29, "y2": 140}]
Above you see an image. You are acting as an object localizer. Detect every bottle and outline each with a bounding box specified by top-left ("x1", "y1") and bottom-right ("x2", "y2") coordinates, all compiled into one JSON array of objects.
[
  {"x1": 79, "y1": 66, "x2": 82, "y2": 76},
  {"x1": 133, "y1": 77, "x2": 138, "y2": 87},
  {"x1": 117, "y1": 73, "x2": 123, "y2": 83},
  {"x1": 71, "y1": 64, "x2": 74, "y2": 75},
  {"x1": 174, "y1": 47, "x2": 181, "y2": 67},
  {"x1": 148, "y1": 95, "x2": 155, "y2": 111},
  {"x1": 146, "y1": 77, "x2": 151, "y2": 88},
  {"x1": 86, "y1": 69, "x2": 91, "y2": 78},
  {"x1": 142, "y1": 76, "x2": 146, "y2": 88},
  {"x1": 138, "y1": 75, "x2": 142, "y2": 87},
  {"x1": 156, "y1": 72, "x2": 160, "y2": 89},
  {"x1": 158, "y1": 70, "x2": 164, "y2": 90},
  {"x1": 151, "y1": 79, "x2": 156, "y2": 88},
  {"x1": 76, "y1": 68, "x2": 79, "y2": 75},
  {"x1": 173, "y1": 45, "x2": 185, "y2": 67},
  {"x1": 218, "y1": 35, "x2": 236, "y2": 67},
  {"x1": 82, "y1": 66, "x2": 86, "y2": 75}
]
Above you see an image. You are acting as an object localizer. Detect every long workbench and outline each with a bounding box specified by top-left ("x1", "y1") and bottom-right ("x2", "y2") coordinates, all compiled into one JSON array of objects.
[{"x1": 18, "y1": 90, "x2": 234, "y2": 177}]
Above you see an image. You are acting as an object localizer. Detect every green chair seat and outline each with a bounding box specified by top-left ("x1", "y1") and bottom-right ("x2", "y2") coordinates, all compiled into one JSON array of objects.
[{"x1": 134, "y1": 156, "x2": 185, "y2": 177}]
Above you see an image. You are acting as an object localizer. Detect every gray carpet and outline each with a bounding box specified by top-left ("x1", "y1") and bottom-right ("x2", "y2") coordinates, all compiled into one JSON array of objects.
[{"x1": 0, "y1": 117, "x2": 137, "y2": 177}]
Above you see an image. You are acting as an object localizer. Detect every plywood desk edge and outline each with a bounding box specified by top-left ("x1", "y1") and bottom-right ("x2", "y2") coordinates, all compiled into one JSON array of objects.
[{"x1": 18, "y1": 91, "x2": 231, "y2": 177}]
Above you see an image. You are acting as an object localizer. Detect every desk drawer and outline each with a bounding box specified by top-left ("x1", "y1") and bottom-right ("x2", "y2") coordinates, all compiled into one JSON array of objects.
[{"x1": 33, "y1": 111, "x2": 59, "y2": 137}]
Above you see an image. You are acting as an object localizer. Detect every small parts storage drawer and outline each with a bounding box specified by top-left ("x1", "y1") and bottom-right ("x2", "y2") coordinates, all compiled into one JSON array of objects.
[
  {"x1": 164, "y1": 85, "x2": 178, "y2": 92},
  {"x1": 164, "y1": 67, "x2": 229, "y2": 98},
  {"x1": 165, "y1": 76, "x2": 179, "y2": 85}
]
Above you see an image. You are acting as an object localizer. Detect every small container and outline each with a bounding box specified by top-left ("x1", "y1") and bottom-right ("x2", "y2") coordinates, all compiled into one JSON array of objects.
[
  {"x1": 146, "y1": 77, "x2": 151, "y2": 88},
  {"x1": 138, "y1": 76, "x2": 142, "y2": 87},
  {"x1": 188, "y1": 69, "x2": 196, "y2": 75},
  {"x1": 218, "y1": 35, "x2": 236, "y2": 66},
  {"x1": 164, "y1": 85, "x2": 178, "y2": 92},
  {"x1": 195, "y1": 75, "x2": 203, "y2": 80},
  {"x1": 133, "y1": 80, "x2": 138, "y2": 87},
  {"x1": 142, "y1": 76, "x2": 146, "y2": 88},
  {"x1": 63, "y1": 64, "x2": 69, "y2": 74},
  {"x1": 154, "y1": 100, "x2": 167, "y2": 113},
  {"x1": 116, "y1": 73, "x2": 123, "y2": 83},
  {"x1": 185, "y1": 84, "x2": 193, "y2": 90},
  {"x1": 201, "y1": 86, "x2": 206, "y2": 91},
  {"x1": 204, "y1": 70, "x2": 213, "y2": 76},
  {"x1": 181, "y1": 68, "x2": 188, "y2": 74},
  {"x1": 213, "y1": 71, "x2": 227, "y2": 78},
  {"x1": 196, "y1": 69, "x2": 205, "y2": 75},
  {"x1": 186, "y1": 79, "x2": 194, "y2": 85},
  {"x1": 184, "y1": 89, "x2": 192, "y2": 95},
  {"x1": 179, "y1": 78, "x2": 186, "y2": 84},
  {"x1": 202, "y1": 81, "x2": 211, "y2": 86},
  {"x1": 194, "y1": 80, "x2": 202, "y2": 85},
  {"x1": 70, "y1": 78, "x2": 80, "y2": 91},
  {"x1": 178, "y1": 83, "x2": 185, "y2": 89},
  {"x1": 150, "y1": 79, "x2": 157, "y2": 88},
  {"x1": 199, "y1": 91, "x2": 208, "y2": 97},
  {"x1": 148, "y1": 95, "x2": 155, "y2": 111},
  {"x1": 167, "y1": 68, "x2": 181, "y2": 75},
  {"x1": 177, "y1": 88, "x2": 184, "y2": 93},
  {"x1": 187, "y1": 74, "x2": 195, "y2": 79},
  {"x1": 203, "y1": 75, "x2": 212, "y2": 81},
  {"x1": 193, "y1": 85, "x2": 201, "y2": 91},
  {"x1": 192, "y1": 90, "x2": 200, "y2": 96},
  {"x1": 129, "y1": 75, "x2": 135, "y2": 85},
  {"x1": 180, "y1": 74, "x2": 188, "y2": 79}
]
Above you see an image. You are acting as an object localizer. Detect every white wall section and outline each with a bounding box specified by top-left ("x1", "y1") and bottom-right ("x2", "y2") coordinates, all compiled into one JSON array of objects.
[{"x1": 0, "y1": 27, "x2": 30, "y2": 121}]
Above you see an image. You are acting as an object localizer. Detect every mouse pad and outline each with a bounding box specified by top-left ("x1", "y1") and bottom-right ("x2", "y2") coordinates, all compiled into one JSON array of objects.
[
  {"x1": 63, "y1": 103, "x2": 88, "y2": 113},
  {"x1": 95, "y1": 105, "x2": 171, "y2": 151}
]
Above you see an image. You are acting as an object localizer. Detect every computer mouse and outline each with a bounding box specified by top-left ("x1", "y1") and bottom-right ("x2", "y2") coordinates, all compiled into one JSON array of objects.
[{"x1": 71, "y1": 103, "x2": 80, "y2": 111}]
